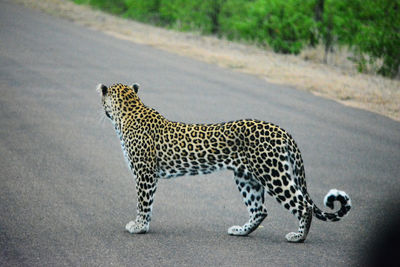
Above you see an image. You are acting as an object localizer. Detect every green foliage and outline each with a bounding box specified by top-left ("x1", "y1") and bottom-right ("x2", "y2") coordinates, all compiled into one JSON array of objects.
[
  {"x1": 350, "y1": 0, "x2": 400, "y2": 78},
  {"x1": 124, "y1": 0, "x2": 162, "y2": 24},
  {"x1": 218, "y1": 0, "x2": 315, "y2": 54},
  {"x1": 158, "y1": 0, "x2": 214, "y2": 32},
  {"x1": 73, "y1": 0, "x2": 400, "y2": 78},
  {"x1": 73, "y1": 0, "x2": 127, "y2": 14},
  {"x1": 251, "y1": 0, "x2": 314, "y2": 54}
]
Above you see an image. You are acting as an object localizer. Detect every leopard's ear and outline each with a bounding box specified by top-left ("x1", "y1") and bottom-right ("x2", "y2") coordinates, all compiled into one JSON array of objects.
[
  {"x1": 97, "y1": 83, "x2": 108, "y2": 96},
  {"x1": 131, "y1": 83, "x2": 140, "y2": 93}
]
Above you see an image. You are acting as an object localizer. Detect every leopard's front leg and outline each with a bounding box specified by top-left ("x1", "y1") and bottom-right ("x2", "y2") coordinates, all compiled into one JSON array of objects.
[{"x1": 126, "y1": 162, "x2": 158, "y2": 234}]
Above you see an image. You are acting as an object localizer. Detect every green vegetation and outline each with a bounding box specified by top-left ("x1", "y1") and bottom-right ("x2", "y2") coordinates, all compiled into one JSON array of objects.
[{"x1": 73, "y1": 0, "x2": 399, "y2": 78}]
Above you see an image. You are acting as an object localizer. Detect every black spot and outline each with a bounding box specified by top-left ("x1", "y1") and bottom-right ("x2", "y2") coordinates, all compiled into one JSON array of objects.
[
  {"x1": 222, "y1": 148, "x2": 230, "y2": 154},
  {"x1": 327, "y1": 195, "x2": 335, "y2": 202},
  {"x1": 271, "y1": 169, "x2": 279, "y2": 177},
  {"x1": 278, "y1": 162, "x2": 284, "y2": 172},
  {"x1": 326, "y1": 213, "x2": 337, "y2": 220},
  {"x1": 275, "y1": 187, "x2": 283, "y2": 194},
  {"x1": 282, "y1": 175, "x2": 289, "y2": 186},
  {"x1": 336, "y1": 195, "x2": 346, "y2": 204},
  {"x1": 273, "y1": 180, "x2": 282, "y2": 186},
  {"x1": 207, "y1": 155, "x2": 216, "y2": 161},
  {"x1": 315, "y1": 212, "x2": 327, "y2": 221},
  {"x1": 262, "y1": 165, "x2": 270, "y2": 173},
  {"x1": 272, "y1": 159, "x2": 278, "y2": 167}
]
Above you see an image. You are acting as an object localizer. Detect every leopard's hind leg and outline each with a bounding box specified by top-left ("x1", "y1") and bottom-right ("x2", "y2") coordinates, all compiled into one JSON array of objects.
[
  {"x1": 285, "y1": 205, "x2": 313, "y2": 243},
  {"x1": 228, "y1": 171, "x2": 268, "y2": 236}
]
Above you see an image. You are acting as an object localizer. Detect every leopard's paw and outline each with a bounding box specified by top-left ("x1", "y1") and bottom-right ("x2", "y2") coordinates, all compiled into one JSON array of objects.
[
  {"x1": 125, "y1": 220, "x2": 149, "y2": 234},
  {"x1": 285, "y1": 232, "x2": 305, "y2": 243},
  {"x1": 228, "y1": 225, "x2": 248, "y2": 236}
]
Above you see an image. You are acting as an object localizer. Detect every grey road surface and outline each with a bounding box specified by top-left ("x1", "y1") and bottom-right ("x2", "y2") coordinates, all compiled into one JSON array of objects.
[{"x1": 1, "y1": 1, "x2": 399, "y2": 266}]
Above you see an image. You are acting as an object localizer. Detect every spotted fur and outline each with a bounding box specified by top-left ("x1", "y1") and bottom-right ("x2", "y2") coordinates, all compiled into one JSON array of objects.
[{"x1": 98, "y1": 83, "x2": 351, "y2": 242}]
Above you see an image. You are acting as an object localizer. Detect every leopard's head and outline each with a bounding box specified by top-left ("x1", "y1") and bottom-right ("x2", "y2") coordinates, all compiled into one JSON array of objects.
[{"x1": 97, "y1": 83, "x2": 140, "y2": 126}]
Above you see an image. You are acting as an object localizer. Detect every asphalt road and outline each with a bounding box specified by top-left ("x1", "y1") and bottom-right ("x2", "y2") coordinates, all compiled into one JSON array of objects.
[{"x1": 1, "y1": 1, "x2": 400, "y2": 266}]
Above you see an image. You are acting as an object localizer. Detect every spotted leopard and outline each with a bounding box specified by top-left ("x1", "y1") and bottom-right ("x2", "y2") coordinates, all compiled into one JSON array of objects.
[{"x1": 98, "y1": 83, "x2": 351, "y2": 242}]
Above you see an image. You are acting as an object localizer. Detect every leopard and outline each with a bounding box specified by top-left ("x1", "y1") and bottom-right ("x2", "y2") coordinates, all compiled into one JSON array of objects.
[{"x1": 97, "y1": 83, "x2": 351, "y2": 243}]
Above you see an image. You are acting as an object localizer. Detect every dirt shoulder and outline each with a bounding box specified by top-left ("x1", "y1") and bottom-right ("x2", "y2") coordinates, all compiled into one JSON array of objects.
[{"x1": 14, "y1": 0, "x2": 399, "y2": 121}]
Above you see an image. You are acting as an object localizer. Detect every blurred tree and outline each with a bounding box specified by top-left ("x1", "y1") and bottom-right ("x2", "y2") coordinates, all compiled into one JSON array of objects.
[{"x1": 351, "y1": 0, "x2": 400, "y2": 77}]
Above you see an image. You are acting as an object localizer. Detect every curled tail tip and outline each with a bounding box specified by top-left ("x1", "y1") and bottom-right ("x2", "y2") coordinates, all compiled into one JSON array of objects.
[
  {"x1": 314, "y1": 189, "x2": 351, "y2": 222},
  {"x1": 324, "y1": 188, "x2": 352, "y2": 211}
]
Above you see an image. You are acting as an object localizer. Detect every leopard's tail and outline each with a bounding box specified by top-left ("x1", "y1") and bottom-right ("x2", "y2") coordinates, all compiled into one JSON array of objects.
[{"x1": 312, "y1": 189, "x2": 351, "y2": 222}]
